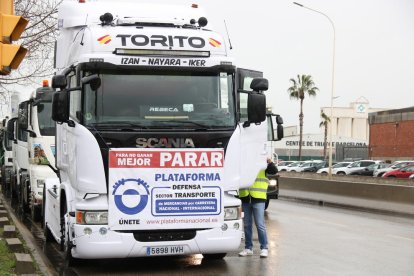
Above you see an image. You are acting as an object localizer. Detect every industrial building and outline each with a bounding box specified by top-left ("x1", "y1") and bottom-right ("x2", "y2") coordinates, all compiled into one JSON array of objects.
[
  {"x1": 368, "y1": 106, "x2": 414, "y2": 161},
  {"x1": 272, "y1": 98, "x2": 386, "y2": 161}
]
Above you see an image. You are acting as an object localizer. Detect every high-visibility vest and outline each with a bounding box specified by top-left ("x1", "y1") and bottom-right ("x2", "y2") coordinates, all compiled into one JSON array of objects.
[{"x1": 239, "y1": 170, "x2": 269, "y2": 200}]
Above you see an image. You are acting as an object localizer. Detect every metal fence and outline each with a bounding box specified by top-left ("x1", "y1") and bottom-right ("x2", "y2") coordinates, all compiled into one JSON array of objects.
[{"x1": 335, "y1": 145, "x2": 368, "y2": 162}]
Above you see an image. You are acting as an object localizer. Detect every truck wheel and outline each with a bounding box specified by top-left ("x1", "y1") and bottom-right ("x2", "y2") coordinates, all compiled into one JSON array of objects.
[
  {"x1": 203, "y1": 253, "x2": 227, "y2": 259},
  {"x1": 62, "y1": 205, "x2": 80, "y2": 267},
  {"x1": 42, "y1": 186, "x2": 53, "y2": 242},
  {"x1": 31, "y1": 204, "x2": 41, "y2": 222},
  {"x1": 265, "y1": 199, "x2": 270, "y2": 210},
  {"x1": 19, "y1": 177, "x2": 30, "y2": 213},
  {"x1": 10, "y1": 175, "x2": 17, "y2": 199},
  {"x1": 44, "y1": 222, "x2": 54, "y2": 242},
  {"x1": 1, "y1": 166, "x2": 6, "y2": 193}
]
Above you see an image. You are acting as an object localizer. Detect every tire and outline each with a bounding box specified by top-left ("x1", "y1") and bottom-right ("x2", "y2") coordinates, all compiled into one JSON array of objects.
[
  {"x1": 62, "y1": 204, "x2": 80, "y2": 267},
  {"x1": 44, "y1": 222, "x2": 54, "y2": 242},
  {"x1": 203, "y1": 253, "x2": 227, "y2": 259},
  {"x1": 1, "y1": 166, "x2": 6, "y2": 194},
  {"x1": 10, "y1": 174, "x2": 17, "y2": 199},
  {"x1": 337, "y1": 171, "x2": 346, "y2": 175},
  {"x1": 265, "y1": 199, "x2": 270, "y2": 210},
  {"x1": 19, "y1": 176, "x2": 30, "y2": 213},
  {"x1": 387, "y1": 175, "x2": 396, "y2": 178},
  {"x1": 321, "y1": 172, "x2": 327, "y2": 174},
  {"x1": 31, "y1": 204, "x2": 41, "y2": 222},
  {"x1": 378, "y1": 172, "x2": 384, "y2": 177},
  {"x1": 42, "y1": 186, "x2": 54, "y2": 242}
]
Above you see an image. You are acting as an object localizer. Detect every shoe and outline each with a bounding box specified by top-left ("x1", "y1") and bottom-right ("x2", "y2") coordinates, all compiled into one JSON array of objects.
[
  {"x1": 260, "y1": 249, "x2": 268, "y2": 258},
  {"x1": 238, "y1": 249, "x2": 253, "y2": 257}
]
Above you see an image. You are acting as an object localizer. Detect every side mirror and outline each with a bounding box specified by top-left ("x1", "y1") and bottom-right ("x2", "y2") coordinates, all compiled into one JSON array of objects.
[
  {"x1": 277, "y1": 124, "x2": 284, "y2": 140},
  {"x1": 6, "y1": 118, "x2": 17, "y2": 141},
  {"x1": 52, "y1": 75, "x2": 67, "y2": 89},
  {"x1": 52, "y1": 91, "x2": 70, "y2": 123},
  {"x1": 82, "y1": 74, "x2": 101, "y2": 90},
  {"x1": 247, "y1": 93, "x2": 266, "y2": 124},
  {"x1": 276, "y1": 115, "x2": 283, "y2": 125},
  {"x1": 267, "y1": 114, "x2": 284, "y2": 141},
  {"x1": 250, "y1": 78, "x2": 268, "y2": 92},
  {"x1": 18, "y1": 101, "x2": 29, "y2": 130}
]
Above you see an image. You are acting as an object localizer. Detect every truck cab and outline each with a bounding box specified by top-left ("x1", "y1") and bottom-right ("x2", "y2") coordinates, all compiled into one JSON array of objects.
[
  {"x1": 44, "y1": 0, "x2": 279, "y2": 263},
  {"x1": 16, "y1": 81, "x2": 56, "y2": 221}
]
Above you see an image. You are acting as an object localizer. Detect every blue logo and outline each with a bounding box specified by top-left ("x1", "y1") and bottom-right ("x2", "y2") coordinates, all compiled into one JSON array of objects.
[{"x1": 112, "y1": 178, "x2": 150, "y2": 215}]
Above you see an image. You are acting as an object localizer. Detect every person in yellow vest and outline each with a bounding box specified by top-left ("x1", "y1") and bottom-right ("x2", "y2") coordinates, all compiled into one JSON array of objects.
[{"x1": 238, "y1": 169, "x2": 269, "y2": 258}]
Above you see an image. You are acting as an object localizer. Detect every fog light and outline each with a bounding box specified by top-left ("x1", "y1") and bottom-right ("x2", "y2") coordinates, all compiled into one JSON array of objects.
[
  {"x1": 83, "y1": 227, "x2": 92, "y2": 235},
  {"x1": 99, "y1": 227, "x2": 107, "y2": 235},
  {"x1": 221, "y1": 223, "x2": 228, "y2": 231},
  {"x1": 233, "y1": 222, "x2": 240, "y2": 230}
]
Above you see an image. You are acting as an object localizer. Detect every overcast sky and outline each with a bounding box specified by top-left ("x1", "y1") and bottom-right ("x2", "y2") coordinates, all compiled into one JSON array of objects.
[
  {"x1": 146, "y1": 0, "x2": 414, "y2": 133},
  {"x1": 16, "y1": 0, "x2": 414, "y2": 133}
]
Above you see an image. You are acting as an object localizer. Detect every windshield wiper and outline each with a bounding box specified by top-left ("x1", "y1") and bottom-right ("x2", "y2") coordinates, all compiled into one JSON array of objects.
[
  {"x1": 88, "y1": 121, "x2": 148, "y2": 130},
  {"x1": 150, "y1": 120, "x2": 213, "y2": 129}
]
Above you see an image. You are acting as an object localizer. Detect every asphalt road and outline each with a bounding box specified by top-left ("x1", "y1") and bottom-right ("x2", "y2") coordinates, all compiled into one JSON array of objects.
[{"x1": 9, "y1": 197, "x2": 414, "y2": 275}]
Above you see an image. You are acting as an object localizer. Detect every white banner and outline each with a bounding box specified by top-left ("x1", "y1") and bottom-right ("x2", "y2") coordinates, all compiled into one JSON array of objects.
[{"x1": 108, "y1": 148, "x2": 224, "y2": 230}]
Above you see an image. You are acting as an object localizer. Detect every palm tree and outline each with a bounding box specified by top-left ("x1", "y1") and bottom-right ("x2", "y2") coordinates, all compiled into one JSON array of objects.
[
  {"x1": 319, "y1": 111, "x2": 331, "y2": 160},
  {"x1": 288, "y1": 75, "x2": 319, "y2": 160}
]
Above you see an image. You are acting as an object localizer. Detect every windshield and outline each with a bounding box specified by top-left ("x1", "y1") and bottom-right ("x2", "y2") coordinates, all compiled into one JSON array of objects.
[
  {"x1": 395, "y1": 162, "x2": 412, "y2": 168},
  {"x1": 37, "y1": 101, "x2": 55, "y2": 136},
  {"x1": 82, "y1": 70, "x2": 235, "y2": 129},
  {"x1": 334, "y1": 162, "x2": 350, "y2": 168}
]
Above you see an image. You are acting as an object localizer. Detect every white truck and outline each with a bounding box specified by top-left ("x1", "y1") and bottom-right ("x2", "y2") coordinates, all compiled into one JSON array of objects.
[
  {"x1": 44, "y1": 0, "x2": 281, "y2": 264},
  {"x1": 10, "y1": 82, "x2": 57, "y2": 221},
  {"x1": 1, "y1": 117, "x2": 17, "y2": 196}
]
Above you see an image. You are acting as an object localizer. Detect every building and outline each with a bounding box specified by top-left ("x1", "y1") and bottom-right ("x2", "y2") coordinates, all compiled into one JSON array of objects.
[
  {"x1": 271, "y1": 97, "x2": 386, "y2": 161},
  {"x1": 321, "y1": 96, "x2": 386, "y2": 141},
  {"x1": 271, "y1": 133, "x2": 367, "y2": 161},
  {"x1": 369, "y1": 106, "x2": 414, "y2": 161}
]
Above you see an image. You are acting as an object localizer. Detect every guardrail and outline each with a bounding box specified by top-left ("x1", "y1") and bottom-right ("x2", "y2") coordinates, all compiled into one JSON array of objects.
[{"x1": 278, "y1": 172, "x2": 414, "y2": 216}]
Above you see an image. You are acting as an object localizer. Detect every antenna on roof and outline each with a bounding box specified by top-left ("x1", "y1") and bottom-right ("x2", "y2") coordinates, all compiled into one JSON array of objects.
[{"x1": 224, "y1": 20, "x2": 233, "y2": 50}]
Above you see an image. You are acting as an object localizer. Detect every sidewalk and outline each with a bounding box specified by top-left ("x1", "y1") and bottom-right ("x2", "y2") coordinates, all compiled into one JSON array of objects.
[{"x1": 0, "y1": 191, "x2": 56, "y2": 275}]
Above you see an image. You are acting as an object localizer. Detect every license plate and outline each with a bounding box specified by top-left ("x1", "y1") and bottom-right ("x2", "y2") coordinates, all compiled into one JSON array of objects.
[{"x1": 146, "y1": 245, "x2": 185, "y2": 256}]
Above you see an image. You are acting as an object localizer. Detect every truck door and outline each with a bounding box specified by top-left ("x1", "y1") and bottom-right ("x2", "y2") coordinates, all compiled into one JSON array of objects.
[
  {"x1": 236, "y1": 68, "x2": 268, "y2": 188},
  {"x1": 16, "y1": 102, "x2": 30, "y2": 175}
]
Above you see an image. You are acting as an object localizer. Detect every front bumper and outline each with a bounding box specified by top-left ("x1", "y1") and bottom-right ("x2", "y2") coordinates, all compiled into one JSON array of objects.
[{"x1": 71, "y1": 220, "x2": 243, "y2": 259}]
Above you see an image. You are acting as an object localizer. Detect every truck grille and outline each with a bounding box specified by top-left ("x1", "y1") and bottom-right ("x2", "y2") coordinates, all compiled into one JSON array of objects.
[{"x1": 132, "y1": 230, "x2": 197, "y2": 242}]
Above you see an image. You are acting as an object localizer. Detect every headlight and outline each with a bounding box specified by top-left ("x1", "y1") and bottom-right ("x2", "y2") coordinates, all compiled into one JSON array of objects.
[
  {"x1": 36, "y1": 179, "x2": 45, "y2": 188},
  {"x1": 224, "y1": 207, "x2": 241, "y2": 221},
  {"x1": 269, "y1": 179, "x2": 277, "y2": 186},
  {"x1": 76, "y1": 211, "x2": 108, "y2": 225}
]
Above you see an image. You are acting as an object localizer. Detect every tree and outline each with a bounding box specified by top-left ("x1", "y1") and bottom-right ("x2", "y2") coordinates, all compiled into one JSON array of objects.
[
  {"x1": 319, "y1": 111, "x2": 330, "y2": 159},
  {"x1": 287, "y1": 75, "x2": 319, "y2": 160},
  {"x1": 0, "y1": 0, "x2": 61, "y2": 93}
]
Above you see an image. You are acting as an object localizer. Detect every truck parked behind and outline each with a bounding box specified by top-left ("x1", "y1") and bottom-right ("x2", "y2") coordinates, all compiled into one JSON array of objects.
[{"x1": 13, "y1": 81, "x2": 56, "y2": 221}]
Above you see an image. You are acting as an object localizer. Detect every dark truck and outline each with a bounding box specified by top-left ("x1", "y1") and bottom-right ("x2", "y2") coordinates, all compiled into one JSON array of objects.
[{"x1": 265, "y1": 173, "x2": 279, "y2": 210}]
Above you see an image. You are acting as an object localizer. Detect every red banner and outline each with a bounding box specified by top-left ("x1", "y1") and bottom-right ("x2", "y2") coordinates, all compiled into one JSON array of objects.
[{"x1": 109, "y1": 150, "x2": 224, "y2": 168}]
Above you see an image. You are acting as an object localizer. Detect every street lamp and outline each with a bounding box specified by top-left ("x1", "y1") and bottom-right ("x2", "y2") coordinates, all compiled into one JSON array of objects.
[{"x1": 293, "y1": 2, "x2": 336, "y2": 177}]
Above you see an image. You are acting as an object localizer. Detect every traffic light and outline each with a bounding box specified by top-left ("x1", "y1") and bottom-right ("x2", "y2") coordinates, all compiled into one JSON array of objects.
[{"x1": 0, "y1": 0, "x2": 28, "y2": 75}]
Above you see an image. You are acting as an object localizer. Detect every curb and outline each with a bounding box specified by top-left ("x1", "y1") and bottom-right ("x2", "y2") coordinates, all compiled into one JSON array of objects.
[{"x1": 0, "y1": 193, "x2": 56, "y2": 276}]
